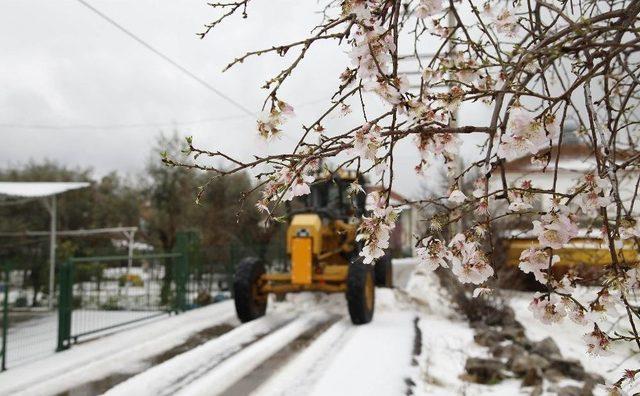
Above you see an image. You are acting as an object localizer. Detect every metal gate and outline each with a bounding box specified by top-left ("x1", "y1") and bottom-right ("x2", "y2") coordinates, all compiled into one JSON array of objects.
[{"x1": 56, "y1": 231, "x2": 201, "y2": 351}]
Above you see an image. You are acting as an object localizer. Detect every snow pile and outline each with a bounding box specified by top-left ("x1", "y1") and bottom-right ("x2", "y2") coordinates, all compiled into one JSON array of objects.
[{"x1": 397, "y1": 264, "x2": 521, "y2": 396}]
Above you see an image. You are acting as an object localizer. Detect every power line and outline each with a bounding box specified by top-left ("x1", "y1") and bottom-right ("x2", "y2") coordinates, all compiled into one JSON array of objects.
[
  {"x1": 0, "y1": 98, "x2": 329, "y2": 131},
  {"x1": 74, "y1": 0, "x2": 255, "y2": 117},
  {"x1": 0, "y1": 113, "x2": 252, "y2": 131}
]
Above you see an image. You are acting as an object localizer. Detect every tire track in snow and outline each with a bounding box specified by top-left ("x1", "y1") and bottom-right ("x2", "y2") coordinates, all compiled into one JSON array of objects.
[
  {"x1": 225, "y1": 315, "x2": 342, "y2": 395},
  {"x1": 250, "y1": 318, "x2": 355, "y2": 396},
  {"x1": 57, "y1": 322, "x2": 236, "y2": 396},
  {"x1": 103, "y1": 312, "x2": 296, "y2": 396},
  {"x1": 174, "y1": 312, "x2": 331, "y2": 396}
]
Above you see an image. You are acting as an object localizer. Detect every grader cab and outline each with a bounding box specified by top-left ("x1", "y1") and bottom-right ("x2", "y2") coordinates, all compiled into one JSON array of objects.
[{"x1": 233, "y1": 171, "x2": 392, "y2": 325}]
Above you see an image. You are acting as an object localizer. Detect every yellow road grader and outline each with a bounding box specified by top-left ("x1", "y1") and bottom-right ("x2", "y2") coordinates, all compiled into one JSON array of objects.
[{"x1": 233, "y1": 171, "x2": 392, "y2": 325}]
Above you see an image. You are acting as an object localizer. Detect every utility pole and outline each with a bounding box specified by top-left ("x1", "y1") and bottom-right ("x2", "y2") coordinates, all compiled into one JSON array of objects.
[
  {"x1": 45, "y1": 195, "x2": 57, "y2": 310},
  {"x1": 123, "y1": 229, "x2": 136, "y2": 308}
]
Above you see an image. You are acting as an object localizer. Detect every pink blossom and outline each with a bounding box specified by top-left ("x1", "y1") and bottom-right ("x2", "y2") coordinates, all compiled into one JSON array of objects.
[
  {"x1": 449, "y1": 236, "x2": 494, "y2": 284},
  {"x1": 583, "y1": 325, "x2": 612, "y2": 356},
  {"x1": 518, "y1": 248, "x2": 558, "y2": 283},
  {"x1": 277, "y1": 100, "x2": 295, "y2": 116}
]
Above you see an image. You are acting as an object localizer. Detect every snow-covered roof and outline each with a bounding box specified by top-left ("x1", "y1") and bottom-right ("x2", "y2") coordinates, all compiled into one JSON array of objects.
[{"x1": 0, "y1": 182, "x2": 90, "y2": 198}]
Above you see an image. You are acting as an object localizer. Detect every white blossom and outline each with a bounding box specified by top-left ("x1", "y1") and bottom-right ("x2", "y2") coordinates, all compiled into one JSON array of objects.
[
  {"x1": 495, "y1": 9, "x2": 520, "y2": 37},
  {"x1": 619, "y1": 218, "x2": 640, "y2": 239},
  {"x1": 473, "y1": 287, "x2": 492, "y2": 298},
  {"x1": 448, "y1": 234, "x2": 494, "y2": 284},
  {"x1": 416, "y1": 237, "x2": 450, "y2": 272},
  {"x1": 564, "y1": 300, "x2": 592, "y2": 326},
  {"x1": 497, "y1": 108, "x2": 559, "y2": 161},
  {"x1": 532, "y1": 205, "x2": 578, "y2": 249},
  {"x1": 357, "y1": 192, "x2": 401, "y2": 264},
  {"x1": 508, "y1": 180, "x2": 536, "y2": 212},
  {"x1": 283, "y1": 173, "x2": 315, "y2": 201},
  {"x1": 415, "y1": 0, "x2": 443, "y2": 18},
  {"x1": 352, "y1": 123, "x2": 381, "y2": 162},
  {"x1": 448, "y1": 189, "x2": 467, "y2": 204},
  {"x1": 625, "y1": 267, "x2": 640, "y2": 292},
  {"x1": 529, "y1": 293, "x2": 566, "y2": 324},
  {"x1": 577, "y1": 172, "x2": 611, "y2": 214}
]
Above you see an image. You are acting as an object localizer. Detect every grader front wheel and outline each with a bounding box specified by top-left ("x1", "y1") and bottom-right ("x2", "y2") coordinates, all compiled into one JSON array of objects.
[
  {"x1": 374, "y1": 253, "x2": 393, "y2": 288},
  {"x1": 346, "y1": 259, "x2": 375, "y2": 325},
  {"x1": 233, "y1": 257, "x2": 267, "y2": 323}
]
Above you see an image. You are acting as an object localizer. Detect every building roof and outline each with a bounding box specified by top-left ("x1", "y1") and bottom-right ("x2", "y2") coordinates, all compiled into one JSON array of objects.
[
  {"x1": 502, "y1": 126, "x2": 638, "y2": 173},
  {"x1": 0, "y1": 182, "x2": 90, "y2": 198}
]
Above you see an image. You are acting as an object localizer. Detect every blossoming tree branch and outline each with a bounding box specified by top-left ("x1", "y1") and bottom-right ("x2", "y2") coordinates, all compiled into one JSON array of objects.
[{"x1": 163, "y1": 0, "x2": 640, "y2": 391}]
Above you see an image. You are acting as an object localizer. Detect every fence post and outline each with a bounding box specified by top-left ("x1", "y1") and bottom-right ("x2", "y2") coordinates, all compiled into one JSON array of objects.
[
  {"x1": 56, "y1": 260, "x2": 72, "y2": 352},
  {"x1": 173, "y1": 232, "x2": 189, "y2": 312},
  {"x1": 1, "y1": 264, "x2": 9, "y2": 371}
]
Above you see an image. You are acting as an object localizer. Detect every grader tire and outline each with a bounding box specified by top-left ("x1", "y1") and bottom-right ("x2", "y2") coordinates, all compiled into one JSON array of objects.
[
  {"x1": 233, "y1": 257, "x2": 267, "y2": 323},
  {"x1": 374, "y1": 253, "x2": 393, "y2": 288},
  {"x1": 346, "y1": 258, "x2": 375, "y2": 325}
]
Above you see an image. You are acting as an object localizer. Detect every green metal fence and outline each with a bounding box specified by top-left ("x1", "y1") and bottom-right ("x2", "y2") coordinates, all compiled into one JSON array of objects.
[
  {"x1": 0, "y1": 232, "x2": 287, "y2": 370},
  {"x1": 56, "y1": 252, "x2": 181, "y2": 350},
  {"x1": 1, "y1": 262, "x2": 59, "y2": 371},
  {"x1": 1, "y1": 264, "x2": 8, "y2": 371},
  {"x1": 56, "y1": 231, "x2": 202, "y2": 351}
]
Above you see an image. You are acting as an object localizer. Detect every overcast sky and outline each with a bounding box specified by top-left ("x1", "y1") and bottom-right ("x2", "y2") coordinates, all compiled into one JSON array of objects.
[{"x1": 1, "y1": 0, "x2": 489, "y2": 197}]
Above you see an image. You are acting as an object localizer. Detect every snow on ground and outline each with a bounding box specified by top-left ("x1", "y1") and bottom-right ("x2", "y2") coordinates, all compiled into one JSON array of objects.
[
  {"x1": 4, "y1": 258, "x2": 596, "y2": 396},
  {"x1": 177, "y1": 312, "x2": 332, "y2": 396},
  {"x1": 250, "y1": 289, "x2": 415, "y2": 396},
  {"x1": 507, "y1": 288, "x2": 640, "y2": 394},
  {"x1": 253, "y1": 261, "x2": 524, "y2": 396},
  {"x1": 105, "y1": 311, "x2": 300, "y2": 396},
  {"x1": 402, "y1": 268, "x2": 525, "y2": 396},
  {"x1": 3, "y1": 309, "x2": 167, "y2": 369},
  {"x1": 0, "y1": 301, "x2": 236, "y2": 396}
]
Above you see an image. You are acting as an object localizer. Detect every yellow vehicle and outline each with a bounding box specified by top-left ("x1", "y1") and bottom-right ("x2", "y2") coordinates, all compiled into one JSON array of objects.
[
  {"x1": 233, "y1": 171, "x2": 392, "y2": 325},
  {"x1": 504, "y1": 236, "x2": 638, "y2": 284}
]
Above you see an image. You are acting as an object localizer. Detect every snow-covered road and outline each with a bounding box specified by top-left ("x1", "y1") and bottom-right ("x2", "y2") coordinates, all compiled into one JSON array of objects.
[
  {"x1": 0, "y1": 260, "x2": 425, "y2": 396},
  {"x1": 5, "y1": 258, "x2": 620, "y2": 396}
]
